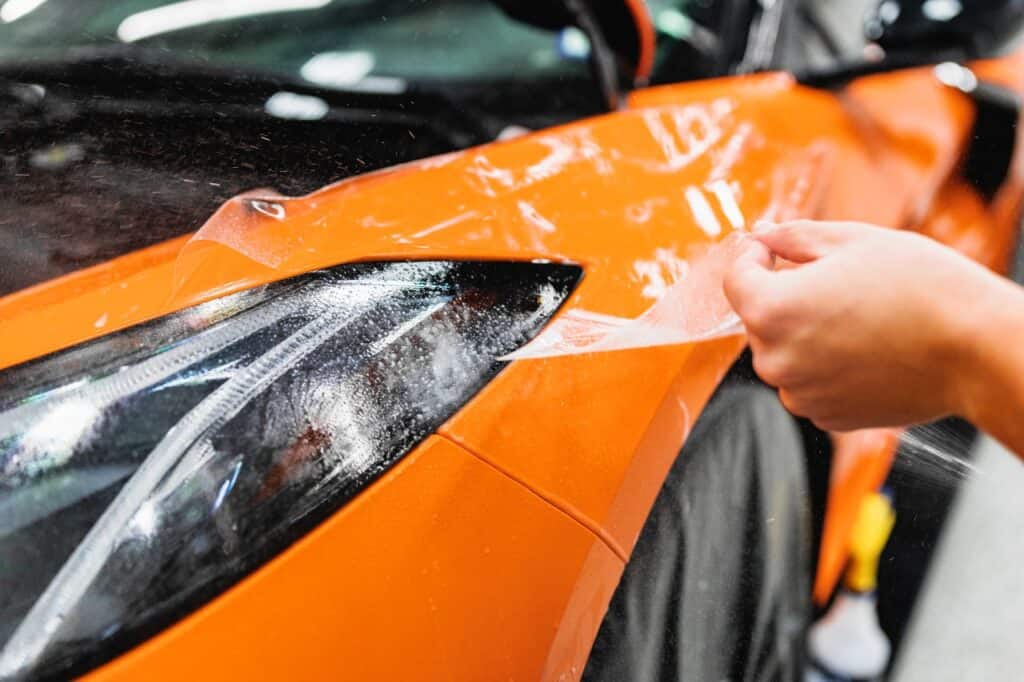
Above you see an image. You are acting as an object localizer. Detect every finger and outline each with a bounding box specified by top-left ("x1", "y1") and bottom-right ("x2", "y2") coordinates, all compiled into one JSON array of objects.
[
  {"x1": 754, "y1": 220, "x2": 865, "y2": 263},
  {"x1": 774, "y1": 385, "x2": 831, "y2": 417},
  {"x1": 813, "y1": 417, "x2": 862, "y2": 433},
  {"x1": 777, "y1": 388, "x2": 810, "y2": 417},
  {"x1": 753, "y1": 348, "x2": 818, "y2": 387},
  {"x1": 722, "y1": 239, "x2": 775, "y2": 317}
]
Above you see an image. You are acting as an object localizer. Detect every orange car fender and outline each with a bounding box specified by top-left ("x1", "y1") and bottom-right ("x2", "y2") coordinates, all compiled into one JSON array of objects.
[
  {"x1": 84, "y1": 437, "x2": 624, "y2": 681},
  {"x1": 0, "y1": 74, "x2": 831, "y2": 681},
  {"x1": 446, "y1": 69, "x2": 975, "y2": 560},
  {"x1": 4, "y1": 59, "x2": 1019, "y2": 679}
]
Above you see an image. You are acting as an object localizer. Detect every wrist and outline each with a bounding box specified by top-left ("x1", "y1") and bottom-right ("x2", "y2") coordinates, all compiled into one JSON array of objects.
[{"x1": 945, "y1": 276, "x2": 1024, "y2": 429}]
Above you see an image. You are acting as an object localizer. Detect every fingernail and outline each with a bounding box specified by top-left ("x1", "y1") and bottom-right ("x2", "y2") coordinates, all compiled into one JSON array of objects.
[{"x1": 753, "y1": 220, "x2": 777, "y2": 233}]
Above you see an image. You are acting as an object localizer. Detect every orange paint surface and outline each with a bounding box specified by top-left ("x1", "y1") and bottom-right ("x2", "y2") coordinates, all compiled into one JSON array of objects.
[
  {"x1": 84, "y1": 436, "x2": 624, "y2": 681},
  {"x1": 814, "y1": 430, "x2": 900, "y2": 604},
  {"x1": 4, "y1": 47, "x2": 1024, "y2": 679}
]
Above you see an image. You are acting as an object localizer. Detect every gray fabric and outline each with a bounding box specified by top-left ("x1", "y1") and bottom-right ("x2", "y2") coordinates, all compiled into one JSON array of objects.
[
  {"x1": 583, "y1": 385, "x2": 811, "y2": 682},
  {"x1": 892, "y1": 438, "x2": 1024, "y2": 681}
]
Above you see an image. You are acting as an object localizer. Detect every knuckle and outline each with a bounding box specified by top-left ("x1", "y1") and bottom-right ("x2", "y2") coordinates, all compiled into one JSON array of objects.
[
  {"x1": 744, "y1": 297, "x2": 788, "y2": 336},
  {"x1": 757, "y1": 295, "x2": 786, "y2": 321},
  {"x1": 742, "y1": 299, "x2": 772, "y2": 333},
  {"x1": 778, "y1": 389, "x2": 806, "y2": 416},
  {"x1": 777, "y1": 224, "x2": 806, "y2": 242},
  {"x1": 814, "y1": 417, "x2": 846, "y2": 432},
  {"x1": 734, "y1": 302, "x2": 769, "y2": 337},
  {"x1": 774, "y1": 219, "x2": 810, "y2": 233},
  {"x1": 723, "y1": 267, "x2": 758, "y2": 300},
  {"x1": 777, "y1": 389, "x2": 796, "y2": 411},
  {"x1": 722, "y1": 268, "x2": 744, "y2": 301},
  {"x1": 741, "y1": 306, "x2": 764, "y2": 334},
  {"x1": 753, "y1": 352, "x2": 787, "y2": 386},
  {"x1": 778, "y1": 220, "x2": 819, "y2": 242}
]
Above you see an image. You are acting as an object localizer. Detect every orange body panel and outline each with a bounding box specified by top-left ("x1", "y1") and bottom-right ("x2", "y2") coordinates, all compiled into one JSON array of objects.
[
  {"x1": 5, "y1": 49, "x2": 1024, "y2": 680},
  {"x1": 84, "y1": 436, "x2": 623, "y2": 681},
  {"x1": 814, "y1": 430, "x2": 900, "y2": 603}
]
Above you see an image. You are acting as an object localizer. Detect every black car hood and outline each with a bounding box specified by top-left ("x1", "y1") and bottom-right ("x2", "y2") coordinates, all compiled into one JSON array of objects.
[{"x1": 0, "y1": 62, "x2": 487, "y2": 298}]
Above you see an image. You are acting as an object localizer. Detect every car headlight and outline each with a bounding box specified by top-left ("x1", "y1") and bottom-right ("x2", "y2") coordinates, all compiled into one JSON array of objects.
[{"x1": 0, "y1": 260, "x2": 579, "y2": 680}]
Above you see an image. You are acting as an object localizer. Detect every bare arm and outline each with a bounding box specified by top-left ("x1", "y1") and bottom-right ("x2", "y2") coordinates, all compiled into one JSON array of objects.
[
  {"x1": 957, "y1": 278, "x2": 1024, "y2": 456},
  {"x1": 722, "y1": 220, "x2": 1024, "y2": 458}
]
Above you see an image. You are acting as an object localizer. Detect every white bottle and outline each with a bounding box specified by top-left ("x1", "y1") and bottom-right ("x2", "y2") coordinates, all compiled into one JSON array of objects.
[
  {"x1": 804, "y1": 493, "x2": 894, "y2": 682},
  {"x1": 805, "y1": 589, "x2": 891, "y2": 681}
]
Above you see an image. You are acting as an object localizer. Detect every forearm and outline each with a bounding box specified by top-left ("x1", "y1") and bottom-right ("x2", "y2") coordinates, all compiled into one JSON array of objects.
[{"x1": 954, "y1": 278, "x2": 1024, "y2": 459}]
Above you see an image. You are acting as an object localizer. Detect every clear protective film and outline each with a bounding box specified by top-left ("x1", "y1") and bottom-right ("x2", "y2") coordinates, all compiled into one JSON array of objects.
[
  {"x1": 0, "y1": 260, "x2": 579, "y2": 681},
  {"x1": 502, "y1": 231, "x2": 749, "y2": 360}
]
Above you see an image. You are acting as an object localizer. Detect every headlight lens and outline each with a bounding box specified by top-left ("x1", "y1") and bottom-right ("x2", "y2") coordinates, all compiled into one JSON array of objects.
[{"x1": 0, "y1": 260, "x2": 579, "y2": 680}]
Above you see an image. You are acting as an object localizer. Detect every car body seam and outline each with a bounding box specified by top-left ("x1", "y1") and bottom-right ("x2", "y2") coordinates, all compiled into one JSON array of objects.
[{"x1": 435, "y1": 431, "x2": 629, "y2": 562}]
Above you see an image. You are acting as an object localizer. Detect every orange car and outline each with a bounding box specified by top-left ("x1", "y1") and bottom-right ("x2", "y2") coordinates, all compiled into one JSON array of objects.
[{"x1": 1, "y1": 1, "x2": 1023, "y2": 680}]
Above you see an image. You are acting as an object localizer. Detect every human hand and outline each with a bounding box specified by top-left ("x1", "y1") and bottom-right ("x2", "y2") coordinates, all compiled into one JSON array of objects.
[{"x1": 722, "y1": 220, "x2": 1021, "y2": 431}]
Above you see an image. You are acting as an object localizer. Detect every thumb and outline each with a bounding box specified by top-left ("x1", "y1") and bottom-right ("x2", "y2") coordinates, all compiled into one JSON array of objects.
[
  {"x1": 754, "y1": 219, "x2": 860, "y2": 263},
  {"x1": 723, "y1": 238, "x2": 774, "y2": 315}
]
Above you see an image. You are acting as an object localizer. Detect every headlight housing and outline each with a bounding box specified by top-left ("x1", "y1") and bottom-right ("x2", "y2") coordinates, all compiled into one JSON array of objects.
[{"x1": 0, "y1": 260, "x2": 579, "y2": 680}]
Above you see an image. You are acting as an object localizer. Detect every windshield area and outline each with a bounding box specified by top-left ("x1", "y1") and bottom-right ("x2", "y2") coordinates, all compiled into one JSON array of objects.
[
  {"x1": 0, "y1": 0, "x2": 737, "y2": 299},
  {"x1": 0, "y1": 0, "x2": 726, "y2": 90}
]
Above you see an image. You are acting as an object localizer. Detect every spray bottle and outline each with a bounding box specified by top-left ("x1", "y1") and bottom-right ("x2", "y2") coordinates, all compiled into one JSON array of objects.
[{"x1": 805, "y1": 492, "x2": 895, "y2": 682}]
